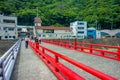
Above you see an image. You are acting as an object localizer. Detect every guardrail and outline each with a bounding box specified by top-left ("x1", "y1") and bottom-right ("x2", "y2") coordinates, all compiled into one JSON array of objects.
[
  {"x1": 41, "y1": 39, "x2": 120, "y2": 61},
  {"x1": 0, "y1": 40, "x2": 21, "y2": 80},
  {"x1": 29, "y1": 40, "x2": 117, "y2": 80}
]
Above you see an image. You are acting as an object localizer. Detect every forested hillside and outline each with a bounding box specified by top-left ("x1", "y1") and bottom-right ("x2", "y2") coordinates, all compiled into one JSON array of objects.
[{"x1": 0, "y1": 0, "x2": 120, "y2": 29}]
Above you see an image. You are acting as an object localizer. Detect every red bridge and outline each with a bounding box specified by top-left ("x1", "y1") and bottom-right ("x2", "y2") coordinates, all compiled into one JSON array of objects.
[{"x1": 0, "y1": 39, "x2": 120, "y2": 80}]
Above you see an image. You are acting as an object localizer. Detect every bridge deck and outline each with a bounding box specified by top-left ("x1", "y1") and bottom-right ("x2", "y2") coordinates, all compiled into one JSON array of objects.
[
  {"x1": 10, "y1": 41, "x2": 58, "y2": 80},
  {"x1": 11, "y1": 41, "x2": 120, "y2": 80},
  {"x1": 40, "y1": 42, "x2": 120, "y2": 80}
]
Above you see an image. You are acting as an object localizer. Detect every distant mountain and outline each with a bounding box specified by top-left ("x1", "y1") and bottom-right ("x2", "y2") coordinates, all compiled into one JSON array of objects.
[{"x1": 0, "y1": 0, "x2": 120, "y2": 29}]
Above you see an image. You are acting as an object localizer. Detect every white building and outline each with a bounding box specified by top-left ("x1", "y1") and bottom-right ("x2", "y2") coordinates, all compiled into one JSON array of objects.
[
  {"x1": 34, "y1": 17, "x2": 72, "y2": 39},
  {"x1": 0, "y1": 15, "x2": 17, "y2": 40},
  {"x1": 70, "y1": 21, "x2": 87, "y2": 39},
  {"x1": 35, "y1": 26, "x2": 72, "y2": 39}
]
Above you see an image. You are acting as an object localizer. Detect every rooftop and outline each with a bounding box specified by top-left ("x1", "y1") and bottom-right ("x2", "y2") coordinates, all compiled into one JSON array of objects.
[
  {"x1": 34, "y1": 17, "x2": 42, "y2": 23},
  {"x1": 35, "y1": 26, "x2": 72, "y2": 30}
]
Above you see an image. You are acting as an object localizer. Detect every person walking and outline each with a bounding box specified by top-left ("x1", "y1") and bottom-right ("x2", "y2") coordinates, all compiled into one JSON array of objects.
[
  {"x1": 25, "y1": 36, "x2": 29, "y2": 48},
  {"x1": 38, "y1": 36, "x2": 41, "y2": 44}
]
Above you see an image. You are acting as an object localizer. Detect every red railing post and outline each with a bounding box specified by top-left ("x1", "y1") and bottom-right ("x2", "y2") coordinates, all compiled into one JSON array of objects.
[
  {"x1": 42, "y1": 47, "x2": 45, "y2": 59},
  {"x1": 55, "y1": 55, "x2": 59, "y2": 72},
  {"x1": 55, "y1": 55, "x2": 58, "y2": 63},
  {"x1": 117, "y1": 47, "x2": 120, "y2": 60},
  {"x1": 90, "y1": 44, "x2": 93, "y2": 54},
  {"x1": 80, "y1": 42, "x2": 84, "y2": 52},
  {"x1": 101, "y1": 50, "x2": 104, "y2": 56},
  {"x1": 35, "y1": 42, "x2": 39, "y2": 50}
]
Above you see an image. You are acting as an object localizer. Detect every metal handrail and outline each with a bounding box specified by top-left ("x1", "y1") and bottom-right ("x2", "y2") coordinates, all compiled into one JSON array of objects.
[{"x1": 0, "y1": 40, "x2": 21, "y2": 80}]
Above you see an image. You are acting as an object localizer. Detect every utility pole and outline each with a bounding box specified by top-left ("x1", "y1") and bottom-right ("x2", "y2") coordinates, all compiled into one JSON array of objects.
[
  {"x1": 37, "y1": 7, "x2": 38, "y2": 17},
  {"x1": 33, "y1": 7, "x2": 38, "y2": 38},
  {"x1": 33, "y1": 26, "x2": 36, "y2": 37}
]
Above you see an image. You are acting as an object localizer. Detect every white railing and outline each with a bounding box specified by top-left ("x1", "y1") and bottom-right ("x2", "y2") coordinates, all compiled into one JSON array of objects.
[{"x1": 0, "y1": 40, "x2": 21, "y2": 80}]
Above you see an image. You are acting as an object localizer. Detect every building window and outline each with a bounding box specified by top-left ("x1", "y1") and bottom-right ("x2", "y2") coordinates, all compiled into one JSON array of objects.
[
  {"x1": 9, "y1": 36, "x2": 11, "y2": 38},
  {"x1": 0, "y1": 36, "x2": 1, "y2": 40},
  {"x1": 13, "y1": 36, "x2": 15, "y2": 39},
  {"x1": 3, "y1": 19, "x2": 15, "y2": 23},
  {"x1": 78, "y1": 27, "x2": 84, "y2": 29},
  {"x1": 65, "y1": 30, "x2": 71, "y2": 32},
  {"x1": 43, "y1": 29, "x2": 54, "y2": 33},
  {"x1": 78, "y1": 31, "x2": 84, "y2": 34},
  {"x1": 42, "y1": 35, "x2": 46, "y2": 37},
  {"x1": 8, "y1": 28, "x2": 14, "y2": 31},
  {"x1": 3, "y1": 27, "x2": 7, "y2": 30},
  {"x1": 17, "y1": 28, "x2": 21, "y2": 31},
  {"x1": 35, "y1": 23, "x2": 41, "y2": 26},
  {"x1": 77, "y1": 22, "x2": 84, "y2": 25},
  {"x1": 5, "y1": 36, "x2": 8, "y2": 38}
]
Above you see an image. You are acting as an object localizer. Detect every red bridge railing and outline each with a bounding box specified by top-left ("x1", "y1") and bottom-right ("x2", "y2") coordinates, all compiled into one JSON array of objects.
[
  {"x1": 41, "y1": 39, "x2": 120, "y2": 61},
  {"x1": 29, "y1": 40, "x2": 117, "y2": 80}
]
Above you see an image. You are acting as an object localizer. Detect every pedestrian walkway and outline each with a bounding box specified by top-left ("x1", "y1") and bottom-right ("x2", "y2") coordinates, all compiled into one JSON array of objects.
[
  {"x1": 11, "y1": 41, "x2": 58, "y2": 80},
  {"x1": 41, "y1": 42, "x2": 120, "y2": 80}
]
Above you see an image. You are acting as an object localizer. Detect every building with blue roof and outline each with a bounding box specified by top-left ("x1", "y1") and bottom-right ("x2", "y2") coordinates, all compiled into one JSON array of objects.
[{"x1": 87, "y1": 27, "x2": 96, "y2": 39}]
